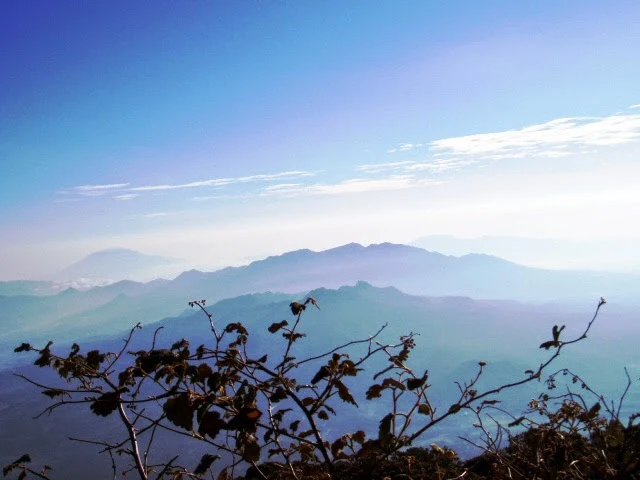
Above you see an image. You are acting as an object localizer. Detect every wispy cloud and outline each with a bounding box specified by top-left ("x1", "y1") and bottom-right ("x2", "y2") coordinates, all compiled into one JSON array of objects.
[
  {"x1": 261, "y1": 176, "x2": 443, "y2": 198},
  {"x1": 355, "y1": 158, "x2": 475, "y2": 176},
  {"x1": 356, "y1": 161, "x2": 417, "y2": 173},
  {"x1": 386, "y1": 143, "x2": 424, "y2": 154},
  {"x1": 74, "y1": 183, "x2": 130, "y2": 191},
  {"x1": 57, "y1": 183, "x2": 130, "y2": 197},
  {"x1": 430, "y1": 114, "x2": 640, "y2": 160},
  {"x1": 237, "y1": 171, "x2": 315, "y2": 182},
  {"x1": 114, "y1": 194, "x2": 139, "y2": 201},
  {"x1": 131, "y1": 179, "x2": 235, "y2": 192},
  {"x1": 130, "y1": 171, "x2": 315, "y2": 192},
  {"x1": 142, "y1": 212, "x2": 172, "y2": 218},
  {"x1": 405, "y1": 158, "x2": 478, "y2": 173},
  {"x1": 629, "y1": 104, "x2": 640, "y2": 109}
]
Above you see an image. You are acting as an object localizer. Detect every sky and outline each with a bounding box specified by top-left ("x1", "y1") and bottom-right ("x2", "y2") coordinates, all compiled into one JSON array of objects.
[{"x1": 2, "y1": 1, "x2": 640, "y2": 280}]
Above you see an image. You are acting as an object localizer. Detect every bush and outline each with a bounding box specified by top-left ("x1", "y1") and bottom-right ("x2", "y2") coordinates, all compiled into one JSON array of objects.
[{"x1": 7, "y1": 297, "x2": 639, "y2": 479}]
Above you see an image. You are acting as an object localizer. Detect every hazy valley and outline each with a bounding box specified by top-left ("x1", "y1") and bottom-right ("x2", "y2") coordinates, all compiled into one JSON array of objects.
[{"x1": 1, "y1": 243, "x2": 638, "y2": 478}]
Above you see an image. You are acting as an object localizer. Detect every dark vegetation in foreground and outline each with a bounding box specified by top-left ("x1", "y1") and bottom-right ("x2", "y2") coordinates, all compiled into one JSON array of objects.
[{"x1": 5, "y1": 297, "x2": 640, "y2": 479}]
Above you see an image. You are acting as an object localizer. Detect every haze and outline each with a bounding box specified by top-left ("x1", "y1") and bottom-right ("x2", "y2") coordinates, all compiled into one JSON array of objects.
[{"x1": 2, "y1": 2, "x2": 640, "y2": 280}]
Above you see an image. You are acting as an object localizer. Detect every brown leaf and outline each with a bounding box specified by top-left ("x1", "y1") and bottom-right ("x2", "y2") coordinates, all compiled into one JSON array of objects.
[
  {"x1": 198, "y1": 411, "x2": 226, "y2": 439},
  {"x1": 163, "y1": 393, "x2": 194, "y2": 430},
  {"x1": 270, "y1": 387, "x2": 288, "y2": 403},
  {"x1": 352, "y1": 430, "x2": 366, "y2": 444},
  {"x1": 42, "y1": 389, "x2": 67, "y2": 399},
  {"x1": 336, "y1": 381, "x2": 358, "y2": 407},
  {"x1": 378, "y1": 413, "x2": 394, "y2": 448},
  {"x1": 241, "y1": 437, "x2": 261, "y2": 462},
  {"x1": 366, "y1": 384, "x2": 384, "y2": 400},
  {"x1": 304, "y1": 297, "x2": 320, "y2": 310},
  {"x1": 382, "y1": 378, "x2": 406, "y2": 391},
  {"x1": 226, "y1": 406, "x2": 262, "y2": 431},
  {"x1": 539, "y1": 340, "x2": 559, "y2": 350},
  {"x1": 14, "y1": 343, "x2": 31, "y2": 353},
  {"x1": 289, "y1": 302, "x2": 305, "y2": 316},
  {"x1": 311, "y1": 366, "x2": 330, "y2": 384},
  {"x1": 268, "y1": 320, "x2": 288, "y2": 333},
  {"x1": 90, "y1": 392, "x2": 120, "y2": 417},
  {"x1": 193, "y1": 454, "x2": 219, "y2": 475}
]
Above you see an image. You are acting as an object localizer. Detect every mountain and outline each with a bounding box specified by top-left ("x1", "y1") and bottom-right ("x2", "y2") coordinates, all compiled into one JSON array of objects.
[
  {"x1": 412, "y1": 235, "x2": 640, "y2": 272},
  {"x1": 3, "y1": 242, "x2": 639, "y2": 367},
  {"x1": 1, "y1": 283, "x2": 635, "y2": 478},
  {"x1": 161, "y1": 242, "x2": 640, "y2": 304},
  {"x1": 49, "y1": 248, "x2": 188, "y2": 284}
]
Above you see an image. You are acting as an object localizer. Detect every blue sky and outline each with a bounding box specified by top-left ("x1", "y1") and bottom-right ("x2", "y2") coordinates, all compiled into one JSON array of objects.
[{"x1": 2, "y1": 1, "x2": 640, "y2": 279}]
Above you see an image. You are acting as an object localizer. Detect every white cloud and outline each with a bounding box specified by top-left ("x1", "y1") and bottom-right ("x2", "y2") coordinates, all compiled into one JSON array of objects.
[
  {"x1": 130, "y1": 170, "x2": 315, "y2": 192},
  {"x1": 142, "y1": 212, "x2": 171, "y2": 218},
  {"x1": 356, "y1": 161, "x2": 417, "y2": 173},
  {"x1": 386, "y1": 142, "x2": 424, "y2": 154},
  {"x1": 261, "y1": 176, "x2": 443, "y2": 198},
  {"x1": 237, "y1": 171, "x2": 316, "y2": 182},
  {"x1": 56, "y1": 182, "x2": 130, "y2": 197},
  {"x1": 131, "y1": 178, "x2": 235, "y2": 192},
  {"x1": 405, "y1": 159, "x2": 478, "y2": 173},
  {"x1": 430, "y1": 114, "x2": 640, "y2": 160},
  {"x1": 74, "y1": 183, "x2": 130, "y2": 191},
  {"x1": 113, "y1": 194, "x2": 139, "y2": 201},
  {"x1": 629, "y1": 104, "x2": 640, "y2": 109}
]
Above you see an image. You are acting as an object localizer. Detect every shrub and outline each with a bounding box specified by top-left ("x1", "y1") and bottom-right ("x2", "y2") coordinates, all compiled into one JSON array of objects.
[{"x1": 8, "y1": 297, "x2": 638, "y2": 479}]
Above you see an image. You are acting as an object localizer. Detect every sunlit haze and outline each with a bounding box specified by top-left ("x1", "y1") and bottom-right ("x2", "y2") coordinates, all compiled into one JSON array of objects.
[{"x1": 2, "y1": 1, "x2": 640, "y2": 280}]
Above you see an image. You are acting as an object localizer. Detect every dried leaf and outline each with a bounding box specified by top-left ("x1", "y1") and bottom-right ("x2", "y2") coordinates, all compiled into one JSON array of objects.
[
  {"x1": 226, "y1": 406, "x2": 262, "y2": 431},
  {"x1": 406, "y1": 371, "x2": 428, "y2": 391},
  {"x1": 224, "y1": 323, "x2": 247, "y2": 335},
  {"x1": 242, "y1": 437, "x2": 261, "y2": 462},
  {"x1": 378, "y1": 413, "x2": 394, "y2": 448},
  {"x1": 366, "y1": 384, "x2": 384, "y2": 400},
  {"x1": 42, "y1": 389, "x2": 67, "y2": 399},
  {"x1": 268, "y1": 320, "x2": 288, "y2": 333},
  {"x1": 289, "y1": 302, "x2": 305, "y2": 315},
  {"x1": 336, "y1": 381, "x2": 358, "y2": 407},
  {"x1": 304, "y1": 297, "x2": 320, "y2": 309},
  {"x1": 539, "y1": 340, "x2": 559, "y2": 350},
  {"x1": 90, "y1": 392, "x2": 120, "y2": 417},
  {"x1": 270, "y1": 387, "x2": 288, "y2": 403},
  {"x1": 311, "y1": 366, "x2": 330, "y2": 384},
  {"x1": 352, "y1": 430, "x2": 366, "y2": 444},
  {"x1": 198, "y1": 411, "x2": 226, "y2": 439},
  {"x1": 163, "y1": 393, "x2": 194, "y2": 430},
  {"x1": 382, "y1": 378, "x2": 406, "y2": 391},
  {"x1": 194, "y1": 454, "x2": 219, "y2": 475}
]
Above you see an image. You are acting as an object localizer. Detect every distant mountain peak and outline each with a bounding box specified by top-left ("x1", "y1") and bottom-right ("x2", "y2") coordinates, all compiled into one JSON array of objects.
[{"x1": 51, "y1": 248, "x2": 188, "y2": 284}]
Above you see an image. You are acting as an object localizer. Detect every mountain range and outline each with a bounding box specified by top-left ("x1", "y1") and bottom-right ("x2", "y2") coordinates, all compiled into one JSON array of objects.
[
  {"x1": 2, "y1": 243, "x2": 639, "y2": 478},
  {"x1": 2, "y1": 242, "x2": 638, "y2": 367},
  {"x1": 2, "y1": 282, "x2": 635, "y2": 479},
  {"x1": 412, "y1": 235, "x2": 640, "y2": 272}
]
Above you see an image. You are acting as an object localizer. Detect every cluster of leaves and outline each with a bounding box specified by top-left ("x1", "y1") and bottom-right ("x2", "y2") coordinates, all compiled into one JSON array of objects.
[{"x1": 7, "y1": 296, "x2": 639, "y2": 479}]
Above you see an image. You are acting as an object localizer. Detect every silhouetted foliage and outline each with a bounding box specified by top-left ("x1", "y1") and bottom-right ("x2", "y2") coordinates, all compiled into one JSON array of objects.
[{"x1": 7, "y1": 296, "x2": 640, "y2": 479}]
